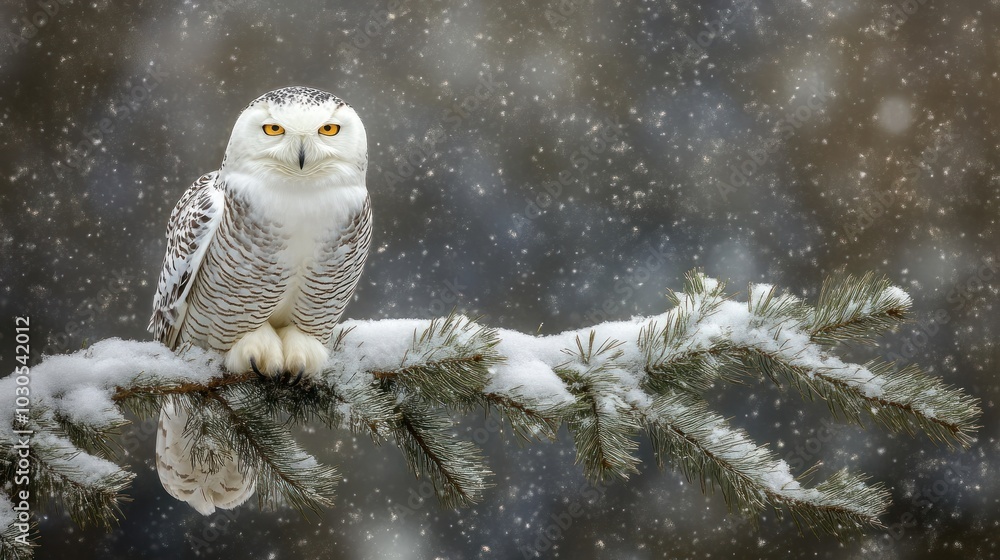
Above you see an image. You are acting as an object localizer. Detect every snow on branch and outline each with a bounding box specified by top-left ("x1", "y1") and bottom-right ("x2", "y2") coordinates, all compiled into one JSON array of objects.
[{"x1": 0, "y1": 271, "x2": 981, "y2": 557}]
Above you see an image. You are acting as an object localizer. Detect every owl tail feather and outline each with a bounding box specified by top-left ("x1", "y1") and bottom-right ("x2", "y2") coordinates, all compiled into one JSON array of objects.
[{"x1": 155, "y1": 397, "x2": 256, "y2": 516}]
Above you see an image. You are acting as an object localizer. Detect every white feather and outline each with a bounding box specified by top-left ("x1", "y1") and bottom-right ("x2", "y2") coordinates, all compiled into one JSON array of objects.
[
  {"x1": 156, "y1": 398, "x2": 256, "y2": 516},
  {"x1": 149, "y1": 87, "x2": 371, "y2": 515}
]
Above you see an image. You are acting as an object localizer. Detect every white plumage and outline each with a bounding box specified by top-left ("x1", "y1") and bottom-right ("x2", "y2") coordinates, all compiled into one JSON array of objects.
[{"x1": 148, "y1": 87, "x2": 372, "y2": 515}]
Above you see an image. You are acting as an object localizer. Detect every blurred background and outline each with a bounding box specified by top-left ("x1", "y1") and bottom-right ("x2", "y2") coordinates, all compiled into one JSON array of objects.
[{"x1": 1, "y1": 0, "x2": 998, "y2": 558}]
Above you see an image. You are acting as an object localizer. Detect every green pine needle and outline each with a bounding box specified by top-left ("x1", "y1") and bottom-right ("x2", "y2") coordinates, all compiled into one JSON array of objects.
[{"x1": 0, "y1": 273, "x2": 982, "y2": 552}]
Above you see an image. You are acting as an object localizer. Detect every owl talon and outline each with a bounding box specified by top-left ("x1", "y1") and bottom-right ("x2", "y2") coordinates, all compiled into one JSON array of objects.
[
  {"x1": 276, "y1": 325, "x2": 328, "y2": 384},
  {"x1": 150, "y1": 89, "x2": 368, "y2": 516},
  {"x1": 250, "y1": 357, "x2": 266, "y2": 380}
]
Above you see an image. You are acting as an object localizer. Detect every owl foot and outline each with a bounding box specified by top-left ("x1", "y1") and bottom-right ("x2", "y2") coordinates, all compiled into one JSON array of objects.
[
  {"x1": 252, "y1": 358, "x2": 302, "y2": 385},
  {"x1": 277, "y1": 325, "x2": 329, "y2": 384},
  {"x1": 225, "y1": 323, "x2": 284, "y2": 378}
]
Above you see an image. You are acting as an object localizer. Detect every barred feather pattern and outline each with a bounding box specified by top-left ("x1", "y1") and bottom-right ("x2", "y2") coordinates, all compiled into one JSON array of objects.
[
  {"x1": 148, "y1": 171, "x2": 225, "y2": 350},
  {"x1": 147, "y1": 173, "x2": 370, "y2": 514},
  {"x1": 153, "y1": 182, "x2": 371, "y2": 353},
  {"x1": 288, "y1": 195, "x2": 372, "y2": 344},
  {"x1": 146, "y1": 86, "x2": 371, "y2": 516}
]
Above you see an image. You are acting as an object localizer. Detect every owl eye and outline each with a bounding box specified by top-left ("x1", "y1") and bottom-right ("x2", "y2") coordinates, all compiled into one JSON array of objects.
[
  {"x1": 318, "y1": 124, "x2": 341, "y2": 136},
  {"x1": 262, "y1": 124, "x2": 285, "y2": 136}
]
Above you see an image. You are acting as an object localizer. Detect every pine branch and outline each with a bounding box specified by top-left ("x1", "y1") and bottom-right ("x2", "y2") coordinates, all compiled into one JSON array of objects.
[
  {"x1": 330, "y1": 381, "x2": 399, "y2": 441},
  {"x1": 370, "y1": 313, "x2": 501, "y2": 405},
  {"x1": 479, "y1": 392, "x2": 565, "y2": 442},
  {"x1": 10, "y1": 412, "x2": 134, "y2": 531},
  {"x1": 643, "y1": 391, "x2": 889, "y2": 536},
  {"x1": 373, "y1": 354, "x2": 490, "y2": 404},
  {"x1": 558, "y1": 332, "x2": 642, "y2": 481},
  {"x1": 783, "y1": 470, "x2": 890, "y2": 536},
  {"x1": 112, "y1": 371, "x2": 253, "y2": 419},
  {"x1": 721, "y1": 346, "x2": 980, "y2": 446},
  {"x1": 205, "y1": 388, "x2": 340, "y2": 517},
  {"x1": 809, "y1": 272, "x2": 911, "y2": 346},
  {"x1": 810, "y1": 360, "x2": 980, "y2": 446},
  {"x1": 638, "y1": 272, "x2": 980, "y2": 446},
  {"x1": 641, "y1": 274, "x2": 753, "y2": 393},
  {"x1": 0, "y1": 271, "x2": 983, "y2": 552},
  {"x1": 50, "y1": 412, "x2": 128, "y2": 460},
  {"x1": 390, "y1": 400, "x2": 492, "y2": 508}
]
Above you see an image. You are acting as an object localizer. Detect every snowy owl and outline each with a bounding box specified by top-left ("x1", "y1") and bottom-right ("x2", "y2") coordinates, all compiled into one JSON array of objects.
[{"x1": 148, "y1": 86, "x2": 372, "y2": 515}]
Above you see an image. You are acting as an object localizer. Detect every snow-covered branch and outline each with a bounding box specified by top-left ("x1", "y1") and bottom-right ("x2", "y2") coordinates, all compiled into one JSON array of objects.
[{"x1": 0, "y1": 271, "x2": 981, "y2": 557}]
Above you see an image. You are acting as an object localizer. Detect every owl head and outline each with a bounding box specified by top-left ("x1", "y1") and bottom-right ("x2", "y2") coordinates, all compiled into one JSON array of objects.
[{"x1": 220, "y1": 86, "x2": 368, "y2": 187}]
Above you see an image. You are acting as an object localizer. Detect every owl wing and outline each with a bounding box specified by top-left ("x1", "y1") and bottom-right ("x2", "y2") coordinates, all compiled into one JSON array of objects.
[
  {"x1": 148, "y1": 171, "x2": 226, "y2": 350},
  {"x1": 294, "y1": 194, "x2": 373, "y2": 343}
]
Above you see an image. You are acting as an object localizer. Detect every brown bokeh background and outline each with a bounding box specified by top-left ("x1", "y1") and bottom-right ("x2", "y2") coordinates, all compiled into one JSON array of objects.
[{"x1": 1, "y1": 0, "x2": 997, "y2": 558}]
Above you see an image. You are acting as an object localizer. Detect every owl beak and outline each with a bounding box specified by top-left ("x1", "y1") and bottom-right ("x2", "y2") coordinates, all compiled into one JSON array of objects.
[{"x1": 298, "y1": 143, "x2": 306, "y2": 169}]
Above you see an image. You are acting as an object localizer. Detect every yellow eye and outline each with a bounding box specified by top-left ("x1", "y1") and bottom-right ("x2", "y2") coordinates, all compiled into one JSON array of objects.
[
  {"x1": 318, "y1": 124, "x2": 341, "y2": 136},
  {"x1": 262, "y1": 124, "x2": 285, "y2": 136}
]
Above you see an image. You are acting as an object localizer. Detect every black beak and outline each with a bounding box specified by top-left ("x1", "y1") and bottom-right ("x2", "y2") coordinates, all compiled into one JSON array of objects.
[{"x1": 298, "y1": 144, "x2": 306, "y2": 169}]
